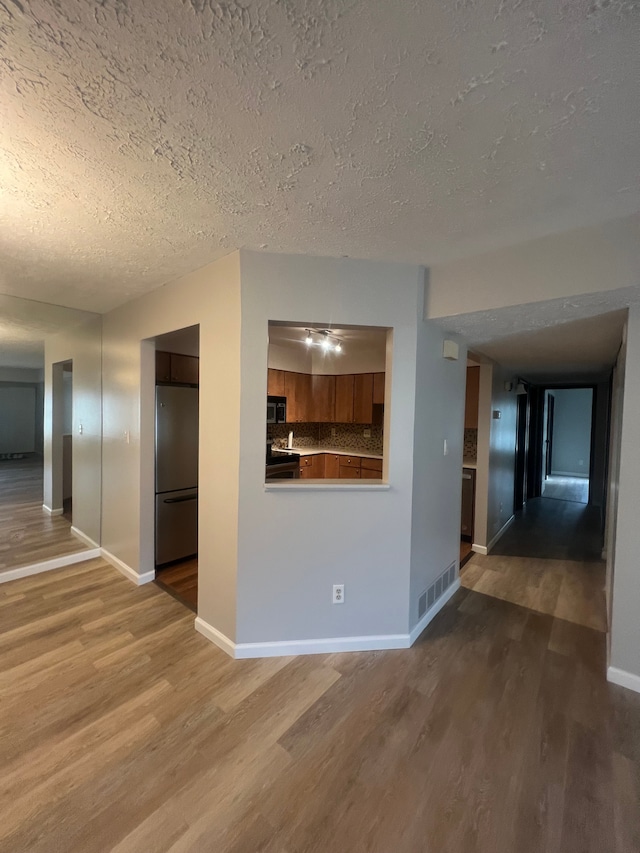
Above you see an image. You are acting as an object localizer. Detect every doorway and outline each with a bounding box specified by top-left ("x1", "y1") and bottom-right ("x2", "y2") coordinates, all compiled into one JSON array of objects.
[
  {"x1": 541, "y1": 387, "x2": 594, "y2": 504},
  {"x1": 148, "y1": 326, "x2": 200, "y2": 612}
]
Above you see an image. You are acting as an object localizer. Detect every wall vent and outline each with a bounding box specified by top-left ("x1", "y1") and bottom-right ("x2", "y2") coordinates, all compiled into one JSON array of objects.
[
  {"x1": 418, "y1": 591, "x2": 427, "y2": 619},
  {"x1": 420, "y1": 562, "x2": 458, "y2": 621}
]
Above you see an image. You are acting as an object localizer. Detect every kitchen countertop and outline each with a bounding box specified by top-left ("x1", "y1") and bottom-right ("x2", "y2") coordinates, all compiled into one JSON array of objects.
[
  {"x1": 463, "y1": 458, "x2": 478, "y2": 470},
  {"x1": 274, "y1": 446, "x2": 383, "y2": 460}
]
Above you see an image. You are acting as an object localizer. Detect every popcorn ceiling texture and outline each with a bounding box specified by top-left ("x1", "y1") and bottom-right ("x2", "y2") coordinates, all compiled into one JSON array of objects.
[{"x1": 0, "y1": 1, "x2": 639, "y2": 313}]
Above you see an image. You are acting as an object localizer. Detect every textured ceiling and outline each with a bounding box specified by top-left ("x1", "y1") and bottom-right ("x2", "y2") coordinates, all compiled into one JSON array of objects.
[
  {"x1": 0, "y1": 295, "x2": 98, "y2": 368},
  {"x1": 1, "y1": 0, "x2": 639, "y2": 313},
  {"x1": 434, "y1": 287, "x2": 639, "y2": 379}
]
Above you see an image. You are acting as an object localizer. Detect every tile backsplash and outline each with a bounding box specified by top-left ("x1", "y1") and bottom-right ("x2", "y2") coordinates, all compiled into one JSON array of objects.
[
  {"x1": 464, "y1": 428, "x2": 478, "y2": 459},
  {"x1": 268, "y1": 422, "x2": 384, "y2": 455}
]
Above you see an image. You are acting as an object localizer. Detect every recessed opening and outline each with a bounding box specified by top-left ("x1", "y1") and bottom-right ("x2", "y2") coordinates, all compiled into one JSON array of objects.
[{"x1": 265, "y1": 322, "x2": 390, "y2": 484}]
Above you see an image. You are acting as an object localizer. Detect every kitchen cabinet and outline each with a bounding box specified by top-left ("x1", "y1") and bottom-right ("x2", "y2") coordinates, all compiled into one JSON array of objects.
[
  {"x1": 335, "y1": 374, "x2": 355, "y2": 423},
  {"x1": 465, "y1": 366, "x2": 480, "y2": 429},
  {"x1": 373, "y1": 372, "x2": 385, "y2": 405},
  {"x1": 311, "y1": 375, "x2": 336, "y2": 422},
  {"x1": 461, "y1": 468, "x2": 475, "y2": 539},
  {"x1": 361, "y1": 457, "x2": 383, "y2": 479},
  {"x1": 268, "y1": 368, "x2": 286, "y2": 397},
  {"x1": 339, "y1": 456, "x2": 361, "y2": 478},
  {"x1": 353, "y1": 373, "x2": 374, "y2": 424},
  {"x1": 156, "y1": 351, "x2": 199, "y2": 386},
  {"x1": 285, "y1": 371, "x2": 312, "y2": 422},
  {"x1": 324, "y1": 454, "x2": 340, "y2": 478}
]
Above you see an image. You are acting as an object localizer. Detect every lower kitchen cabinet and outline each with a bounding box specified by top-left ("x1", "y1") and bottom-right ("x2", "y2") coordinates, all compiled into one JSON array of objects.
[
  {"x1": 324, "y1": 454, "x2": 340, "y2": 478},
  {"x1": 296, "y1": 453, "x2": 383, "y2": 480}
]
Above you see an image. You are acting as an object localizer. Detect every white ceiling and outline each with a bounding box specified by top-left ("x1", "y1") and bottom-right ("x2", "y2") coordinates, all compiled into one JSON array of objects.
[{"x1": 1, "y1": 0, "x2": 639, "y2": 314}]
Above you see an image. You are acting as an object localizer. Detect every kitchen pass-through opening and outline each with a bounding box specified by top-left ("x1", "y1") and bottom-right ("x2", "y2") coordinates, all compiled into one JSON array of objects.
[{"x1": 266, "y1": 322, "x2": 391, "y2": 485}]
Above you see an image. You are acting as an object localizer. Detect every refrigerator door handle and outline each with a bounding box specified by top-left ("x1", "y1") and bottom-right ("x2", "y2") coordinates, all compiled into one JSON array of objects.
[{"x1": 163, "y1": 494, "x2": 198, "y2": 504}]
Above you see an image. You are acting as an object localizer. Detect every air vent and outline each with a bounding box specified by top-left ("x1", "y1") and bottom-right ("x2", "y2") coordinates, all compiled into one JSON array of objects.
[
  {"x1": 420, "y1": 562, "x2": 458, "y2": 621},
  {"x1": 418, "y1": 591, "x2": 427, "y2": 619}
]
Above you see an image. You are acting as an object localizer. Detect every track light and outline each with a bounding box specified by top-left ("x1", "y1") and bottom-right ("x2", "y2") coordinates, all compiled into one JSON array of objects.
[{"x1": 301, "y1": 329, "x2": 343, "y2": 353}]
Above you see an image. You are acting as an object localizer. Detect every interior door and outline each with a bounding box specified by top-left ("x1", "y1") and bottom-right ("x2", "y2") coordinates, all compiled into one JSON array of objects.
[{"x1": 544, "y1": 393, "x2": 555, "y2": 478}]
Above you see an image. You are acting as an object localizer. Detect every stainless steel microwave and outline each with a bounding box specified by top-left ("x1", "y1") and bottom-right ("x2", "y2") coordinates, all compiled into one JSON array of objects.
[{"x1": 267, "y1": 396, "x2": 287, "y2": 424}]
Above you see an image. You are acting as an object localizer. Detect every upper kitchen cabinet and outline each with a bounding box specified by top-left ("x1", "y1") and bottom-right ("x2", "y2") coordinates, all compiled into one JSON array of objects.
[
  {"x1": 268, "y1": 368, "x2": 286, "y2": 397},
  {"x1": 156, "y1": 351, "x2": 199, "y2": 386},
  {"x1": 284, "y1": 371, "x2": 312, "y2": 422},
  {"x1": 335, "y1": 374, "x2": 355, "y2": 423},
  {"x1": 353, "y1": 373, "x2": 374, "y2": 424},
  {"x1": 464, "y1": 366, "x2": 480, "y2": 429},
  {"x1": 373, "y1": 372, "x2": 385, "y2": 405},
  {"x1": 311, "y1": 374, "x2": 336, "y2": 422}
]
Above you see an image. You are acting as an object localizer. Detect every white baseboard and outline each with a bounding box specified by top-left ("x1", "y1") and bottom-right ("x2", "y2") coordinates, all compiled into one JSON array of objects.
[
  {"x1": 551, "y1": 471, "x2": 589, "y2": 479},
  {"x1": 70, "y1": 526, "x2": 100, "y2": 550},
  {"x1": 42, "y1": 504, "x2": 64, "y2": 516},
  {"x1": 487, "y1": 515, "x2": 515, "y2": 554},
  {"x1": 195, "y1": 580, "x2": 462, "y2": 660},
  {"x1": 607, "y1": 666, "x2": 640, "y2": 695},
  {"x1": 409, "y1": 578, "x2": 461, "y2": 645},
  {"x1": 0, "y1": 548, "x2": 101, "y2": 584},
  {"x1": 471, "y1": 543, "x2": 488, "y2": 555},
  {"x1": 100, "y1": 548, "x2": 155, "y2": 586}
]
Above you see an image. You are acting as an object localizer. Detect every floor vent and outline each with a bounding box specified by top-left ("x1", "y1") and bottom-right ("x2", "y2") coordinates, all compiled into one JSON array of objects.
[
  {"x1": 421, "y1": 562, "x2": 458, "y2": 620},
  {"x1": 418, "y1": 591, "x2": 427, "y2": 619}
]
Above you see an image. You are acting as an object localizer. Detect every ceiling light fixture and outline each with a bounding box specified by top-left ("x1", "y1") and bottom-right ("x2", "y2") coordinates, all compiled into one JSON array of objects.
[{"x1": 302, "y1": 329, "x2": 344, "y2": 353}]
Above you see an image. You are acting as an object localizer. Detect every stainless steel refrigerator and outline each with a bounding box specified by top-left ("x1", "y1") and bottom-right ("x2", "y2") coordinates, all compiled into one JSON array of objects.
[{"x1": 155, "y1": 385, "x2": 199, "y2": 566}]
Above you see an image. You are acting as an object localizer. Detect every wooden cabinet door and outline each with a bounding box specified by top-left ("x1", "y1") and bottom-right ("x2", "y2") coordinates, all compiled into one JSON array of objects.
[
  {"x1": 311, "y1": 455, "x2": 325, "y2": 478},
  {"x1": 335, "y1": 375, "x2": 354, "y2": 423},
  {"x1": 284, "y1": 372, "x2": 312, "y2": 422},
  {"x1": 464, "y1": 366, "x2": 480, "y2": 429},
  {"x1": 268, "y1": 368, "x2": 286, "y2": 397},
  {"x1": 311, "y1": 375, "x2": 336, "y2": 422},
  {"x1": 156, "y1": 351, "x2": 171, "y2": 383},
  {"x1": 339, "y1": 465, "x2": 361, "y2": 478},
  {"x1": 373, "y1": 372, "x2": 385, "y2": 405},
  {"x1": 324, "y1": 454, "x2": 340, "y2": 478},
  {"x1": 361, "y1": 457, "x2": 383, "y2": 473},
  {"x1": 339, "y1": 456, "x2": 361, "y2": 472},
  {"x1": 171, "y1": 354, "x2": 199, "y2": 385},
  {"x1": 353, "y1": 373, "x2": 374, "y2": 424}
]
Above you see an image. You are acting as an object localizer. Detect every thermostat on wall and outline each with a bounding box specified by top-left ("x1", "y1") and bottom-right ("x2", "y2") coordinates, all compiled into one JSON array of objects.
[{"x1": 492, "y1": 410, "x2": 501, "y2": 419}]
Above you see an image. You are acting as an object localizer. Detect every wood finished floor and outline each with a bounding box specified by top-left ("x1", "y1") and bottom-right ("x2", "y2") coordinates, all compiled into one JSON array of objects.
[
  {"x1": 461, "y1": 497, "x2": 606, "y2": 632},
  {"x1": 155, "y1": 558, "x2": 198, "y2": 611},
  {"x1": 1, "y1": 555, "x2": 639, "y2": 853},
  {"x1": 542, "y1": 475, "x2": 589, "y2": 504},
  {"x1": 0, "y1": 457, "x2": 89, "y2": 575}
]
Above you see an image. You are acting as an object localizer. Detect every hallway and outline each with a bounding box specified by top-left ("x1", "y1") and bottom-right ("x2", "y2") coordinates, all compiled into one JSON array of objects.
[{"x1": 461, "y1": 497, "x2": 606, "y2": 632}]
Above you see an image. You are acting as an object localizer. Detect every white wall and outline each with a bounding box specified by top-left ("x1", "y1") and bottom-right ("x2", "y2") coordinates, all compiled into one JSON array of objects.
[
  {"x1": 44, "y1": 318, "x2": 102, "y2": 544},
  {"x1": 550, "y1": 389, "x2": 593, "y2": 477},
  {"x1": 473, "y1": 361, "x2": 517, "y2": 551},
  {"x1": 101, "y1": 251, "x2": 241, "y2": 640},
  {"x1": 236, "y1": 251, "x2": 430, "y2": 644},
  {"x1": 427, "y1": 213, "x2": 640, "y2": 318},
  {"x1": 267, "y1": 341, "x2": 312, "y2": 373},
  {"x1": 0, "y1": 386, "x2": 36, "y2": 453},
  {"x1": 609, "y1": 307, "x2": 640, "y2": 684},
  {"x1": 409, "y1": 304, "x2": 466, "y2": 628}
]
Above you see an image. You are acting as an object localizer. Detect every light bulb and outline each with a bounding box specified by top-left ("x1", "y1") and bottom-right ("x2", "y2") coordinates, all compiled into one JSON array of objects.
[
  {"x1": 305, "y1": 331, "x2": 313, "y2": 346},
  {"x1": 321, "y1": 336, "x2": 331, "y2": 350},
  {"x1": 334, "y1": 342, "x2": 342, "y2": 353}
]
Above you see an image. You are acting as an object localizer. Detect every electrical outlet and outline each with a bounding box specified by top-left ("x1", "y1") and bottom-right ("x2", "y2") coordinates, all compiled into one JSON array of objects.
[
  {"x1": 332, "y1": 584, "x2": 344, "y2": 604},
  {"x1": 363, "y1": 428, "x2": 371, "y2": 438}
]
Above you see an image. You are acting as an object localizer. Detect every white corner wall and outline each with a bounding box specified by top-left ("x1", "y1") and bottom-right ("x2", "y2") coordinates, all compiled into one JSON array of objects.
[
  {"x1": 100, "y1": 251, "x2": 242, "y2": 641},
  {"x1": 609, "y1": 307, "x2": 640, "y2": 691},
  {"x1": 44, "y1": 317, "x2": 103, "y2": 545},
  {"x1": 409, "y1": 296, "x2": 467, "y2": 629},
  {"x1": 235, "y1": 251, "x2": 425, "y2": 647}
]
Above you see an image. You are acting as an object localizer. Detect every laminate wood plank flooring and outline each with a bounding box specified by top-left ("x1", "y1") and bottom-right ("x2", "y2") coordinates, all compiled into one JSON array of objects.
[
  {"x1": 461, "y1": 497, "x2": 606, "y2": 631},
  {"x1": 0, "y1": 457, "x2": 89, "y2": 575},
  {"x1": 155, "y1": 558, "x2": 198, "y2": 612},
  {"x1": 1, "y1": 558, "x2": 638, "y2": 853}
]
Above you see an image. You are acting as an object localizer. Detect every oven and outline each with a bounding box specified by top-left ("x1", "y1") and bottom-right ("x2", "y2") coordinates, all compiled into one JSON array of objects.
[
  {"x1": 265, "y1": 459, "x2": 300, "y2": 480},
  {"x1": 267, "y1": 396, "x2": 287, "y2": 424}
]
